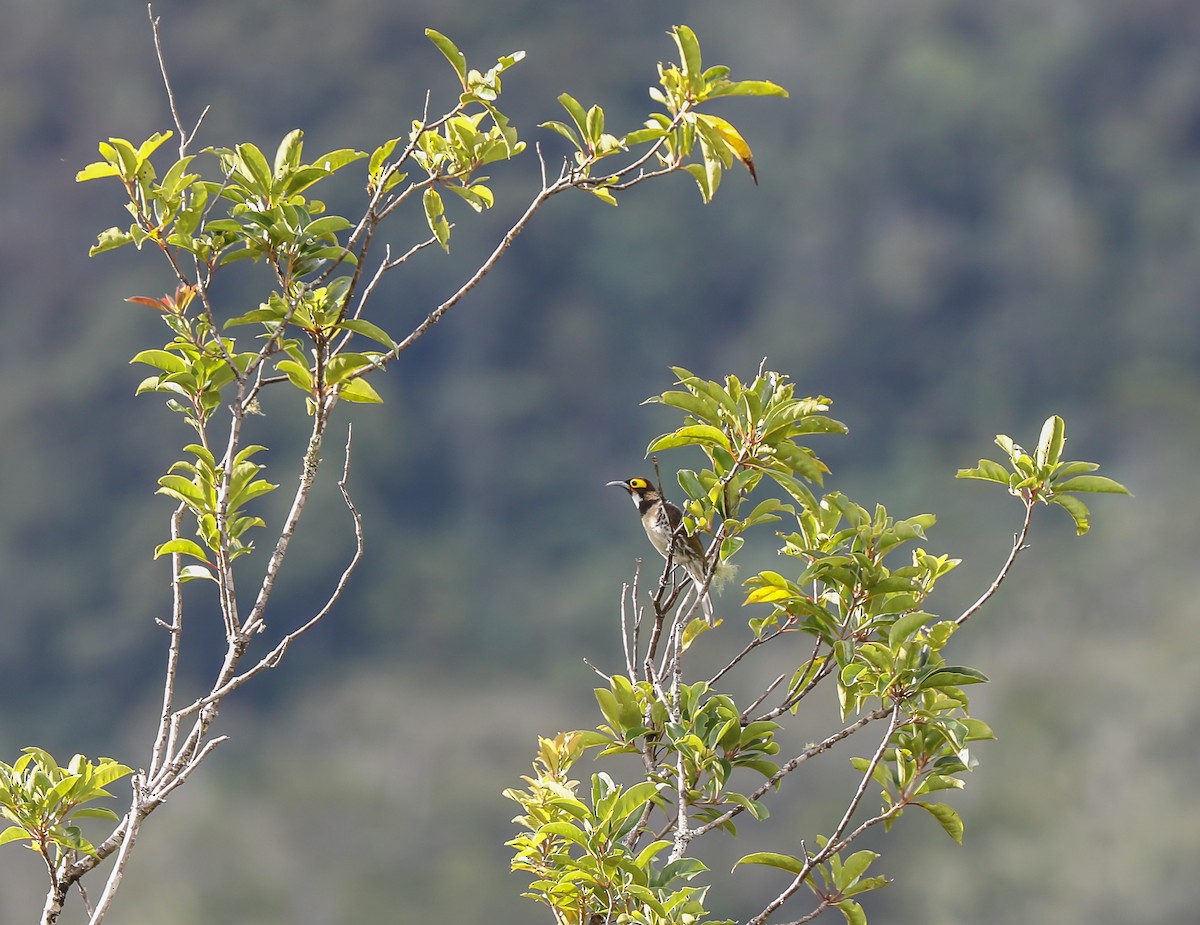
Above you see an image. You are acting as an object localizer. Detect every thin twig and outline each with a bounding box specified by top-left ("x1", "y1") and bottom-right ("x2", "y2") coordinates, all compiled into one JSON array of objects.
[
  {"x1": 74, "y1": 877, "x2": 93, "y2": 920},
  {"x1": 85, "y1": 774, "x2": 146, "y2": 925},
  {"x1": 689, "y1": 707, "x2": 892, "y2": 841},
  {"x1": 620, "y1": 577, "x2": 636, "y2": 680},
  {"x1": 149, "y1": 505, "x2": 187, "y2": 779},
  {"x1": 172, "y1": 425, "x2": 363, "y2": 714},
  {"x1": 148, "y1": 5, "x2": 209, "y2": 155},
  {"x1": 756, "y1": 656, "x2": 837, "y2": 724},
  {"x1": 955, "y1": 497, "x2": 1034, "y2": 626},
  {"x1": 154, "y1": 736, "x2": 228, "y2": 800},
  {"x1": 741, "y1": 671, "x2": 788, "y2": 720},
  {"x1": 241, "y1": 412, "x2": 327, "y2": 636},
  {"x1": 748, "y1": 703, "x2": 902, "y2": 925},
  {"x1": 707, "y1": 624, "x2": 789, "y2": 689},
  {"x1": 777, "y1": 899, "x2": 835, "y2": 925}
]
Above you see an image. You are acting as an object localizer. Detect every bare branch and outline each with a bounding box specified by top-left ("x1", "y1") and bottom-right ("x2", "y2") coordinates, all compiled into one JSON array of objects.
[
  {"x1": 756, "y1": 653, "x2": 837, "y2": 724},
  {"x1": 386, "y1": 179, "x2": 563, "y2": 359},
  {"x1": 956, "y1": 496, "x2": 1035, "y2": 626},
  {"x1": 149, "y1": 505, "x2": 187, "y2": 779},
  {"x1": 147, "y1": 5, "x2": 208, "y2": 155},
  {"x1": 741, "y1": 671, "x2": 788, "y2": 720},
  {"x1": 173, "y1": 425, "x2": 363, "y2": 713},
  {"x1": 619, "y1": 573, "x2": 639, "y2": 681},
  {"x1": 689, "y1": 707, "x2": 892, "y2": 841},
  {"x1": 707, "y1": 623, "x2": 790, "y2": 688},
  {"x1": 749, "y1": 703, "x2": 903, "y2": 925},
  {"x1": 85, "y1": 774, "x2": 146, "y2": 925},
  {"x1": 241, "y1": 412, "x2": 327, "y2": 636},
  {"x1": 154, "y1": 736, "x2": 228, "y2": 800}
]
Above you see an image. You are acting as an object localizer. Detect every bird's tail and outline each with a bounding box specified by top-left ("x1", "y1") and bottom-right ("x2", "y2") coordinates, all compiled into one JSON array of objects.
[{"x1": 687, "y1": 557, "x2": 738, "y2": 625}]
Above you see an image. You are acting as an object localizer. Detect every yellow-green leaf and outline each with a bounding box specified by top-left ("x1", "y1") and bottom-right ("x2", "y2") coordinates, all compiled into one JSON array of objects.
[
  {"x1": 426, "y1": 29, "x2": 467, "y2": 88},
  {"x1": 338, "y1": 378, "x2": 384, "y2": 404}
]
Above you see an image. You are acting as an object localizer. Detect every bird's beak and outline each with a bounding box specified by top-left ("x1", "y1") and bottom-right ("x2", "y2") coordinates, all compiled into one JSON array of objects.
[{"x1": 606, "y1": 479, "x2": 631, "y2": 490}]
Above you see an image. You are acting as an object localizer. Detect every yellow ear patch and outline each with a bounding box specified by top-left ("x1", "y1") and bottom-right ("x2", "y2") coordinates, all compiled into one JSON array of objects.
[{"x1": 628, "y1": 477, "x2": 650, "y2": 489}]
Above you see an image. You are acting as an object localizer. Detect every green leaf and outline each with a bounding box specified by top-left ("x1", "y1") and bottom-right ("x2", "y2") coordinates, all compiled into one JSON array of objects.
[
  {"x1": 311, "y1": 148, "x2": 366, "y2": 174},
  {"x1": 646, "y1": 424, "x2": 731, "y2": 454},
  {"x1": 915, "y1": 801, "x2": 964, "y2": 844},
  {"x1": 446, "y1": 183, "x2": 495, "y2": 212},
  {"x1": 1035, "y1": 415, "x2": 1065, "y2": 469},
  {"x1": 837, "y1": 899, "x2": 867, "y2": 925},
  {"x1": 178, "y1": 564, "x2": 217, "y2": 583},
  {"x1": 539, "y1": 119, "x2": 582, "y2": 149},
  {"x1": 88, "y1": 760, "x2": 133, "y2": 789},
  {"x1": 303, "y1": 215, "x2": 351, "y2": 240},
  {"x1": 0, "y1": 826, "x2": 30, "y2": 847},
  {"x1": 888, "y1": 610, "x2": 937, "y2": 648},
  {"x1": 156, "y1": 474, "x2": 208, "y2": 508},
  {"x1": 88, "y1": 226, "x2": 136, "y2": 255},
  {"x1": 153, "y1": 538, "x2": 211, "y2": 562},
  {"x1": 338, "y1": 377, "x2": 384, "y2": 404},
  {"x1": 671, "y1": 25, "x2": 703, "y2": 94},
  {"x1": 557, "y1": 93, "x2": 589, "y2": 139},
  {"x1": 235, "y1": 143, "x2": 273, "y2": 196},
  {"x1": 338, "y1": 318, "x2": 396, "y2": 349},
  {"x1": 585, "y1": 104, "x2": 605, "y2": 145},
  {"x1": 101, "y1": 138, "x2": 138, "y2": 177},
  {"x1": 69, "y1": 807, "x2": 120, "y2": 822},
  {"x1": 273, "y1": 129, "x2": 304, "y2": 176},
  {"x1": 426, "y1": 29, "x2": 468, "y2": 88},
  {"x1": 276, "y1": 359, "x2": 314, "y2": 392},
  {"x1": 734, "y1": 851, "x2": 806, "y2": 875},
  {"x1": 651, "y1": 388, "x2": 714, "y2": 420},
  {"x1": 1050, "y1": 460, "x2": 1100, "y2": 479},
  {"x1": 610, "y1": 781, "x2": 662, "y2": 824},
  {"x1": 368, "y1": 137, "x2": 400, "y2": 179},
  {"x1": 1053, "y1": 475, "x2": 1131, "y2": 495},
  {"x1": 837, "y1": 850, "x2": 878, "y2": 887},
  {"x1": 130, "y1": 349, "x2": 188, "y2": 374},
  {"x1": 634, "y1": 839, "x2": 673, "y2": 869},
  {"x1": 705, "y1": 79, "x2": 790, "y2": 99},
  {"x1": 916, "y1": 666, "x2": 989, "y2": 691},
  {"x1": 539, "y1": 821, "x2": 589, "y2": 848},
  {"x1": 697, "y1": 113, "x2": 757, "y2": 181},
  {"x1": 1048, "y1": 493, "x2": 1092, "y2": 535},
  {"x1": 588, "y1": 186, "x2": 618, "y2": 206},
  {"x1": 159, "y1": 154, "x2": 198, "y2": 196},
  {"x1": 136, "y1": 131, "x2": 173, "y2": 164},
  {"x1": 684, "y1": 157, "x2": 717, "y2": 203},
  {"x1": 962, "y1": 717, "x2": 996, "y2": 741},
  {"x1": 955, "y1": 459, "x2": 1010, "y2": 483},
  {"x1": 623, "y1": 126, "x2": 668, "y2": 146},
  {"x1": 423, "y1": 187, "x2": 451, "y2": 252},
  {"x1": 324, "y1": 353, "x2": 377, "y2": 386},
  {"x1": 725, "y1": 791, "x2": 769, "y2": 819},
  {"x1": 76, "y1": 157, "x2": 122, "y2": 182}
]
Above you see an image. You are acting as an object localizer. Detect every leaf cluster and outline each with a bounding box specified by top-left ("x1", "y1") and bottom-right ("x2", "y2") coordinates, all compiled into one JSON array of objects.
[
  {"x1": 505, "y1": 732, "x2": 722, "y2": 925},
  {"x1": 957, "y1": 414, "x2": 1131, "y2": 534},
  {"x1": 541, "y1": 26, "x2": 787, "y2": 204},
  {"x1": 0, "y1": 750, "x2": 132, "y2": 863},
  {"x1": 507, "y1": 369, "x2": 1128, "y2": 925},
  {"x1": 153, "y1": 443, "x2": 277, "y2": 581}
]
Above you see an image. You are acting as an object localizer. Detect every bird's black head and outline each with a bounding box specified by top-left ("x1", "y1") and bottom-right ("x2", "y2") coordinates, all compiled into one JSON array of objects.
[{"x1": 606, "y1": 476, "x2": 660, "y2": 505}]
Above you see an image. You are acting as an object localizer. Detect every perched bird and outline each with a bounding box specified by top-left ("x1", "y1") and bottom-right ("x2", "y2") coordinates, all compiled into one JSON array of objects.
[{"x1": 607, "y1": 476, "x2": 721, "y2": 623}]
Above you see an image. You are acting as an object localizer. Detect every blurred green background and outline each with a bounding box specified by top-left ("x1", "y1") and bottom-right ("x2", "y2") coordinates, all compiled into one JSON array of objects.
[{"x1": 1, "y1": 0, "x2": 1196, "y2": 922}]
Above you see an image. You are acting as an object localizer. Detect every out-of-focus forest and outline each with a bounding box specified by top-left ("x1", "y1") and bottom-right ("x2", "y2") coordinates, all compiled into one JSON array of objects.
[{"x1": 1, "y1": 0, "x2": 1196, "y2": 922}]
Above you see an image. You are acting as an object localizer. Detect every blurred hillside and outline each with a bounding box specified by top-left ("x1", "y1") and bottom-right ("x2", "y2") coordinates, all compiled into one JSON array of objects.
[{"x1": 0, "y1": 0, "x2": 1197, "y2": 923}]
